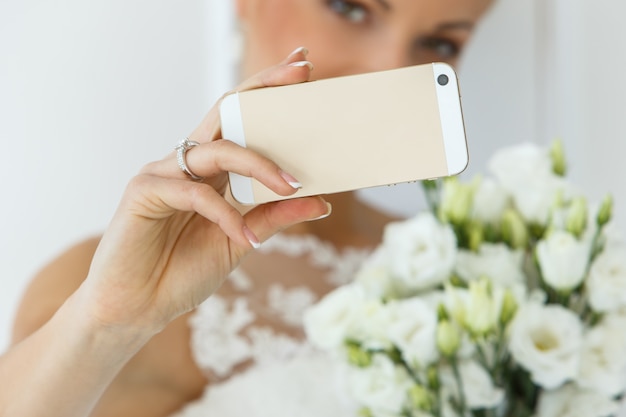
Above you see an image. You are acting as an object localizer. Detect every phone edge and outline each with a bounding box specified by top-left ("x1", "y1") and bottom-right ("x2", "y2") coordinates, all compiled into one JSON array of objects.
[
  {"x1": 219, "y1": 92, "x2": 256, "y2": 205},
  {"x1": 433, "y1": 62, "x2": 469, "y2": 176}
]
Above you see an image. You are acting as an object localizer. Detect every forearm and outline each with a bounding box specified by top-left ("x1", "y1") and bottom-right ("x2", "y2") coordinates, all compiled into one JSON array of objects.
[{"x1": 0, "y1": 292, "x2": 154, "y2": 417}]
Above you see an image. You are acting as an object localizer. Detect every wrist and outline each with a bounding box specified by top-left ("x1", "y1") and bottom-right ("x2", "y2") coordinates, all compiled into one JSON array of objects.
[
  {"x1": 0, "y1": 290, "x2": 156, "y2": 417},
  {"x1": 63, "y1": 289, "x2": 157, "y2": 359}
]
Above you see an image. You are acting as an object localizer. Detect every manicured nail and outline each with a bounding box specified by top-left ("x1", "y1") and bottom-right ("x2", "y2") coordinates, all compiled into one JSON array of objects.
[
  {"x1": 279, "y1": 170, "x2": 302, "y2": 189},
  {"x1": 288, "y1": 61, "x2": 314, "y2": 70},
  {"x1": 307, "y1": 202, "x2": 333, "y2": 222},
  {"x1": 243, "y1": 226, "x2": 261, "y2": 249},
  {"x1": 289, "y1": 46, "x2": 308, "y2": 57}
]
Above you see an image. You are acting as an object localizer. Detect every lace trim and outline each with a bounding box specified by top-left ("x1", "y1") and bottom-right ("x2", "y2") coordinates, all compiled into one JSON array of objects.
[
  {"x1": 260, "y1": 233, "x2": 372, "y2": 286},
  {"x1": 267, "y1": 284, "x2": 317, "y2": 327},
  {"x1": 189, "y1": 296, "x2": 254, "y2": 378},
  {"x1": 189, "y1": 233, "x2": 372, "y2": 378}
]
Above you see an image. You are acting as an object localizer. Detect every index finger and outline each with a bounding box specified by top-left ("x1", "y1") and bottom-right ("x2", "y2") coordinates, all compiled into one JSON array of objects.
[{"x1": 188, "y1": 46, "x2": 313, "y2": 144}]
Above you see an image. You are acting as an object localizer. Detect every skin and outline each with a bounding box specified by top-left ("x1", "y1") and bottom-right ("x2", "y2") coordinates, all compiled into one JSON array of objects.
[{"x1": 1, "y1": 1, "x2": 493, "y2": 416}]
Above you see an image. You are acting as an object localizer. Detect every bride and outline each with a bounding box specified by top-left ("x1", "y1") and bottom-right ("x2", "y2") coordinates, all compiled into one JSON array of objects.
[{"x1": 0, "y1": 0, "x2": 494, "y2": 416}]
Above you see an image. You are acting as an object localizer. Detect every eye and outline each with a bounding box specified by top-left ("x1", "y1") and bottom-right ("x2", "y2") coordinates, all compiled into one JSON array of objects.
[
  {"x1": 326, "y1": 0, "x2": 369, "y2": 24},
  {"x1": 419, "y1": 37, "x2": 461, "y2": 60}
]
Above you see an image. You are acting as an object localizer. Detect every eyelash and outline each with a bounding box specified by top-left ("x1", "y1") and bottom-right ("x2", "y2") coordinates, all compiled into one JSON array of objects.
[
  {"x1": 418, "y1": 37, "x2": 461, "y2": 60},
  {"x1": 326, "y1": 0, "x2": 370, "y2": 24}
]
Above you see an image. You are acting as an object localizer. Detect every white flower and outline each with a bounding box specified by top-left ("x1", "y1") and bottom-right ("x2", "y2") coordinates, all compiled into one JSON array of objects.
[
  {"x1": 455, "y1": 243, "x2": 524, "y2": 288},
  {"x1": 383, "y1": 212, "x2": 457, "y2": 293},
  {"x1": 347, "y1": 354, "x2": 412, "y2": 416},
  {"x1": 354, "y1": 247, "x2": 395, "y2": 299},
  {"x1": 439, "y1": 359, "x2": 504, "y2": 410},
  {"x1": 576, "y1": 314, "x2": 626, "y2": 396},
  {"x1": 385, "y1": 298, "x2": 438, "y2": 367},
  {"x1": 535, "y1": 384, "x2": 619, "y2": 417},
  {"x1": 587, "y1": 245, "x2": 626, "y2": 312},
  {"x1": 536, "y1": 230, "x2": 590, "y2": 292},
  {"x1": 508, "y1": 302, "x2": 583, "y2": 389},
  {"x1": 488, "y1": 142, "x2": 569, "y2": 224},
  {"x1": 303, "y1": 284, "x2": 367, "y2": 350},
  {"x1": 471, "y1": 177, "x2": 509, "y2": 224},
  {"x1": 349, "y1": 298, "x2": 392, "y2": 351}
]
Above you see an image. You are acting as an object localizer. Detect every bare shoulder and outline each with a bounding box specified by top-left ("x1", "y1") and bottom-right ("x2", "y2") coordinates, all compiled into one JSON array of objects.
[{"x1": 10, "y1": 236, "x2": 102, "y2": 345}]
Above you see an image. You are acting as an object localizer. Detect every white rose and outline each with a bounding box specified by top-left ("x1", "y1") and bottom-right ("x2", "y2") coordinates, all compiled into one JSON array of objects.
[
  {"x1": 385, "y1": 298, "x2": 438, "y2": 367},
  {"x1": 508, "y1": 302, "x2": 583, "y2": 389},
  {"x1": 439, "y1": 359, "x2": 504, "y2": 410},
  {"x1": 471, "y1": 177, "x2": 509, "y2": 224},
  {"x1": 347, "y1": 354, "x2": 412, "y2": 416},
  {"x1": 488, "y1": 142, "x2": 569, "y2": 224},
  {"x1": 576, "y1": 314, "x2": 626, "y2": 396},
  {"x1": 587, "y1": 245, "x2": 626, "y2": 312},
  {"x1": 383, "y1": 212, "x2": 457, "y2": 293},
  {"x1": 303, "y1": 284, "x2": 367, "y2": 350},
  {"x1": 488, "y1": 142, "x2": 553, "y2": 186},
  {"x1": 535, "y1": 384, "x2": 619, "y2": 417},
  {"x1": 354, "y1": 247, "x2": 396, "y2": 299},
  {"x1": 455, "y1": 243, "x2": 524, "y2": 288},
  {"x1": 536, "y1": 230, "x2": 590, "y2": 292},
  {"x1": 349, "y1": 298, "x2": 392, "y2": 351}
]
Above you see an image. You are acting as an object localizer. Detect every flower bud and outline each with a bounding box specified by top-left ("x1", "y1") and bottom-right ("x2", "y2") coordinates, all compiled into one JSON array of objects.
[
  {"x1": 436, "y1": 320, "x2": 461, "y2": 356},
  {"x1": 358, "y1": 408, "x2": 374, "y2": 417},
  {"x1": 439, "y1": 177, "x2": 474, "y2": 226},
  {"x1": 409, "y1": 384, "x2": 434, "y2": 411},
  {"x1": 466, "y1": 278, "x2": 497, "y2": 337},
  {"x1": 501, "y1": 208, "x2": 529, "y2": 249},
  {"x1": 597, "y1": 194, "x2": 613, "y2": 227},
  {"x1": 565, "y1": 197, "x2": 588, "y2": 238},
  {"x1": 499, "y1": 289, "x2": 518, "y2": 325},
  {"x1": 345, "y1": 341, "x2": 372, "y2": 367},
  {"x1": 467, "y1": 221, "x2": 484, "y2": 252},
  {"x1": 550, "y1": 139, "x2": 567, "y2": 176}
]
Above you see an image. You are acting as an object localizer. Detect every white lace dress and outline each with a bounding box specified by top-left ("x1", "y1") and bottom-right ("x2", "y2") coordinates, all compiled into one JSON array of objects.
[{"x1": 170, "y1": 233, "x2": 372, "y2": 417}]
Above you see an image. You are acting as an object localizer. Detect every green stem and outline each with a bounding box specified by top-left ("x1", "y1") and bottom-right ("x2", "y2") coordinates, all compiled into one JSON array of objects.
[{"x1": 451, "y1": 356, "x2": 467, "y2": 415}]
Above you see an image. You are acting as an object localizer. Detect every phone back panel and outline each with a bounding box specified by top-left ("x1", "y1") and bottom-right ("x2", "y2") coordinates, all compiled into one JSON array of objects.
[{"x1": 233, "y1": 64, "x2": 454, "y2": 204}]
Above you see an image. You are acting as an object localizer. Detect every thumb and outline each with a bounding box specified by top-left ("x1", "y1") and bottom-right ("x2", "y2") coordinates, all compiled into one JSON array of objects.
[{"x1": 233, "y1": 196, "x2": 331, "y2": 256}]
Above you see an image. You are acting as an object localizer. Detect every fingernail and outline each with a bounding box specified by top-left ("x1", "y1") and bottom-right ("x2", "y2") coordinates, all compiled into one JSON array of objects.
[
  {"x1": 243, "y1": 226, "x2": 261, "y2": 249},
  {"x1": 279, "y1": 170, "x2": 302, "y2": 189},
  {"x1": 288, "y1": 61, "x2": 314, "y2": 70},
  {"x1": 289, "y1": 46, "x2": 308, "y2": 57},
  {"x1": 307, "y1": 202, "x2": 333, "y2": 222}
]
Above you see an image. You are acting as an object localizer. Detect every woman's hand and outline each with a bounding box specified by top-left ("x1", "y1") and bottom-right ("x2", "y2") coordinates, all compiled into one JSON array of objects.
[{"x1": 78, "y1": 47, "x2": 328, "y2": 335}]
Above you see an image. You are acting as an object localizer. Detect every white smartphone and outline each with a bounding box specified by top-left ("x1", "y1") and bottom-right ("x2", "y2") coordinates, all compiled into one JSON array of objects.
[{"x1": 220, "y1": 62, "x2": 468, "y2": 205}]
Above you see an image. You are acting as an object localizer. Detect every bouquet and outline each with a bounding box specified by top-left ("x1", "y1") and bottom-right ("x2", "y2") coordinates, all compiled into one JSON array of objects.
[{"x1": 304, "y1": 141, "x2": 626, "y2": 417}]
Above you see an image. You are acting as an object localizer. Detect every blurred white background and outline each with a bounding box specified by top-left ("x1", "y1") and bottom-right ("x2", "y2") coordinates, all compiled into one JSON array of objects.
[{"x1": 1, "y1": 0, "x2": 624, "y2": 351}]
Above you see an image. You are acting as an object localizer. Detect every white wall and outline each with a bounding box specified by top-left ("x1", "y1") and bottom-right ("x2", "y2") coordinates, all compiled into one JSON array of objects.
[
  {"x1": 561, "y1": 1, "x2": 626, "y2": 213},
  {"x1": 0, "y1": 0, "x2": 213, "y2": 350},
  {"x1": 0, "y1": 0, "x2": 535, "y2": 350}
]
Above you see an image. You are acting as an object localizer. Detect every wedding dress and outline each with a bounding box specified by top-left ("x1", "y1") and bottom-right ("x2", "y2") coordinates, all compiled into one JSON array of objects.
[{"x1": 170, "y1": 233, "x2": 372, "y2": 417}]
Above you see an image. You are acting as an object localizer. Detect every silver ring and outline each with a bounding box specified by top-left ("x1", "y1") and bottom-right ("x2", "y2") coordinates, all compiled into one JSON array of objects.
[{"x1": 175, "y1": 138, "x2": 204, "y2": 181}]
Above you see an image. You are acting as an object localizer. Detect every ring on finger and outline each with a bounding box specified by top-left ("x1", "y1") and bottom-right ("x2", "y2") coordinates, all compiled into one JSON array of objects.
[{"x1": 175, "y1": 138, "x2": 204, "y2": 181}]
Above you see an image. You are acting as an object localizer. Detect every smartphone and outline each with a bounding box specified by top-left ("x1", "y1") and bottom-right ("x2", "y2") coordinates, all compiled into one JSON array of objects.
[{"x1": 220, "y1": 62, "x2": 468, "y2": 205}]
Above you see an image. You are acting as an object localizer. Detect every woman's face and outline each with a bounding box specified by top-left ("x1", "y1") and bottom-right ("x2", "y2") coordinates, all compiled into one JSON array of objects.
[{"x1": 236, "y1": 0, "x2": 494, "y2": 79}]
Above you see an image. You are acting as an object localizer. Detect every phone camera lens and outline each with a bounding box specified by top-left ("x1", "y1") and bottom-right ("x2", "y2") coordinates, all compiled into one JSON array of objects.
[{"x1": 437, "y1": 74, "x2": 449, "y2": 86}]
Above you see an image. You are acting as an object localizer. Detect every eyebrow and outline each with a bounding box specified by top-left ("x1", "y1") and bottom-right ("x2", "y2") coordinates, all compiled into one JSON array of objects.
[
  {"x1": 435, "y1": 21, "x2": 475, "y2": 31},
  {"x1": 374, "y1": 0, "x2": 392, "y2": 11}
]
